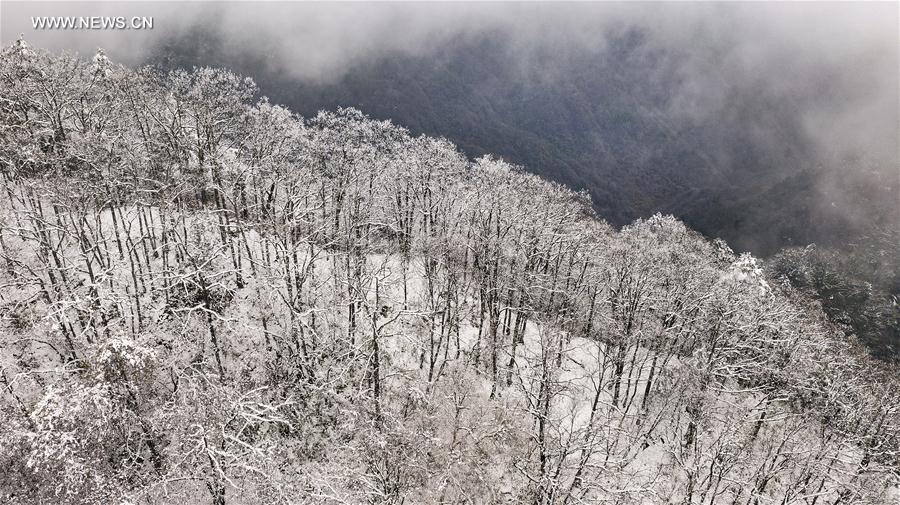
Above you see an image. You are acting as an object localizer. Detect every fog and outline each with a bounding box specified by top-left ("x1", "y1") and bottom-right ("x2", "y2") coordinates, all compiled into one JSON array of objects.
[{"x1": 2, "y1": 1, "x2": 897, "y2": 240}]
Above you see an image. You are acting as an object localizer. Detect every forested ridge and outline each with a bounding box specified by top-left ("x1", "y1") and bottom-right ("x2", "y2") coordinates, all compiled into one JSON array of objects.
[
  {"x1": 1, "y1": 42, "x2": 898, "y2": 505},
  {"x1": 151, "y1": 29, "x2": 900, "y2": 362}
]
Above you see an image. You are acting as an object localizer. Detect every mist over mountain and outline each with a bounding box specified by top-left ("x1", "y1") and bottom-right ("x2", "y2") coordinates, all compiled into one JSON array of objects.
[
  {"x1": 133, "y1": 3, "x2": 898, "y2": 257},
  {"x1": 3, "y1": 3, "x2": 895, "y2": 256}
]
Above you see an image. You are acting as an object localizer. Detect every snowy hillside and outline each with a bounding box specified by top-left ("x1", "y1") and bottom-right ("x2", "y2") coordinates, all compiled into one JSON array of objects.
[{"x1": 0, "y1": 43, "x2": 898, "y2": 505}]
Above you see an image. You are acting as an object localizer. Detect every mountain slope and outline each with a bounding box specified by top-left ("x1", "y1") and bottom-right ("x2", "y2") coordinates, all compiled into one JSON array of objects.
[{"x1": 1, "y1": 44, "x2": 899, "y2": 505}]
